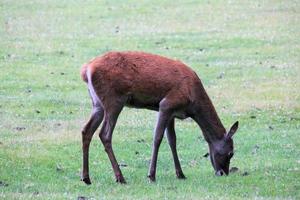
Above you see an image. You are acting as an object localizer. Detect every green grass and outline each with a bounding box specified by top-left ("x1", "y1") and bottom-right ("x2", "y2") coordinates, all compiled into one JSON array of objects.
[{"x1": 0, "y1": 0, "x2": 299, "y2": 199}]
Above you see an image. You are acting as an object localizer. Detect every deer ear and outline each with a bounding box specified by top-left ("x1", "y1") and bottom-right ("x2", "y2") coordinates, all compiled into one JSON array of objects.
[{"x1": 227, "y1": 121, "x2": 239, "y2": 139}]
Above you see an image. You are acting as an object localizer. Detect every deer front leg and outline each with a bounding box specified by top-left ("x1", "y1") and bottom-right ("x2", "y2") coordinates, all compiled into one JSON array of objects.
[
  {"x1": 81, "y1": 105, "x2": 104, "y2": 185},
  {"x1": 166, "y1": 118, "x2": 186, "y2": 179},
  {"x1": 148, "y1": 110, "x2": 172, "y2": 182}
]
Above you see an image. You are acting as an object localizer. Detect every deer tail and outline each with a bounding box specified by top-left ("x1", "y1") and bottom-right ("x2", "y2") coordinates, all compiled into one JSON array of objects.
[{"x1": 80, "y1": 64, "x2": 89, "y2": 83}]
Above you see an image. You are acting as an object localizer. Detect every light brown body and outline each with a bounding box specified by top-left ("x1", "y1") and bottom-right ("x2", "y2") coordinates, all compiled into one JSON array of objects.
[{"x1": 80, "y1": 51, "x2": 239, "y2": 184}]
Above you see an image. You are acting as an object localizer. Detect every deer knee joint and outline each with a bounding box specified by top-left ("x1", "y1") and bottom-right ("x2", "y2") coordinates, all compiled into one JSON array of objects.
[
  {"x1": 154, "y1": 138, "x2": 163, "y2": 147},
  {"x1": 103, "y1": 141, "x2": 112, "y2": 152},
  {"x1": 93, "y1": 106, "x2": 102, "y2": 114}
]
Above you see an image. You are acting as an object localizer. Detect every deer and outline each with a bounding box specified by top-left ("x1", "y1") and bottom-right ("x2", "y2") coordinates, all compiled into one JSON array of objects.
[{"x1": 80, "y1": 51, "x2": 239, "y2": 184}]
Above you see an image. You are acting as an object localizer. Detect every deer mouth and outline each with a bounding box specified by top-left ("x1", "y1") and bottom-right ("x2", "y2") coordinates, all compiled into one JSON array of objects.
[{"x1": 215, "y1": 169, "x2": 226, "y2": 176}]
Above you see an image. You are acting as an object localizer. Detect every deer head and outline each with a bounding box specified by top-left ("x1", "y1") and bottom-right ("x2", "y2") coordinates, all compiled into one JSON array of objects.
[{"x1": 208, "y1": 121, "x2": 239, "y2": 176}]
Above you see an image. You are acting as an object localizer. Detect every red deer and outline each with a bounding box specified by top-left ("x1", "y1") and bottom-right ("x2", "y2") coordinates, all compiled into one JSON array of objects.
[{"x1": 80, "y1": 51, "x2": 239, "y2": 184}]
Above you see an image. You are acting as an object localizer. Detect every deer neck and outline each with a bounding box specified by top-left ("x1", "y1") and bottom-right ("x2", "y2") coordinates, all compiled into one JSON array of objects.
[{"x1": 192, "y1": 84, "x2": 226, "y2": 143}]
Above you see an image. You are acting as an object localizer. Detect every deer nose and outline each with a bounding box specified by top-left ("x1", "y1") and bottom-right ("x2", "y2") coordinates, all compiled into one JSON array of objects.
[{"x1": 215, "y1": 170, "x2": 225, "y2": 176}]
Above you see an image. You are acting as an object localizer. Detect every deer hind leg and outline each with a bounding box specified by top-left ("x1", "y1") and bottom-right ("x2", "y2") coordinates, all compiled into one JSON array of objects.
[
  {"x1": 99, "y1": 98, "x2": 126, "y2": 183},
  {"x1": 166, "y1": 118, "x2": 186, "y2": 179},
  {"x1": 81, "y1": 99, "x2": 104, "y2": 185}
]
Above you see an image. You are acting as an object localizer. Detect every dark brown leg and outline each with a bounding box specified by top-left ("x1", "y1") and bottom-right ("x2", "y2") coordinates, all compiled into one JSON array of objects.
[
  {"x1": 148, "y1": 110, "x2": 172, "y2": 182},
  {"x1": 99, "y1": 103, "x2": 126, "y2": 183},
  {"x1": 81, "y1": 103, "x2": 104, "y2": 185},
  {"x1": 166, "y1": 118, "x2": 186, "y2": 179}
]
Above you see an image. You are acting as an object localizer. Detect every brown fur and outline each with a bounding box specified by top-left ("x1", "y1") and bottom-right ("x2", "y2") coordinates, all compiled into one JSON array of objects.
[
  {"x1": 80, "y1": 51, "x2": 239, "y2": 184},
  {"x1": 86, "y1": 52, "x2": 195, "y2": 109}
]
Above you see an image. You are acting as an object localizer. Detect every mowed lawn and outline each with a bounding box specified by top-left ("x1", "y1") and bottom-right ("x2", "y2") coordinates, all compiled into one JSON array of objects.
[{"x1": 0, "y1": 0, "x2": 299, "y2": 199}]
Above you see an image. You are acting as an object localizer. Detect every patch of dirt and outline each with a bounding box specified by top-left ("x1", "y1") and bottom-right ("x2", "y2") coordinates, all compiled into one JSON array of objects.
[
  {"x1": 14, "y1": 127, "x2": 26, "y2": 131},
  {"x1": 252, "y1": 144, "x2": 260, "y2": 154},
  {"x1": 0, "y1": 181, "x2": 8, "y2": 187},
  {"x1": 217, "y1": 72, "x2": 225, "y2": 79},
  {"x1": 54, "y1": 123, "x2": 61, "y2": 127},
  {"x1": 77, "y1": 196, "x2": 88, "y2": 200},
  {"x1": 230, "y1": 167, "x2": 239, "y2": 173},
  {"x1": 137, "y1": 139, "x2": 145, "y2": 143},
  {"x1": 203, "y1": 153, "x2": 209, "y2": 158},
  {"x1": 56, "y1": 164, "x2": 63, "y2": 172},
  {"x1": 242, "y1": 171, "x2": 249, "y2": 176},
  {"x1": 119, "y1": 163, "x2": 128, "y2": 167}
]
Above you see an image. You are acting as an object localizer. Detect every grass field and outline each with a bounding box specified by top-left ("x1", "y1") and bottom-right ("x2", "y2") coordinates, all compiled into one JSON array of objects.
[{"x1": 1, "y1": 0, "x2": 300, "y2": 199}]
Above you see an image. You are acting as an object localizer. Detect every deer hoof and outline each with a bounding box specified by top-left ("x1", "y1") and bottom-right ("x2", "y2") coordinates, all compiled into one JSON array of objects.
[
  {"x1": 147, "y1": 175, "x2": 156, "y2": 182},
  {"x1": 116, "y1": 176, "x2": 126, "y2": 184},
  {"x1": 81, "y1": 176, "x2": 91, "y2": 185},
  {"x1": 176, "y1": 171, "x2": 186, "y2": 179}
]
